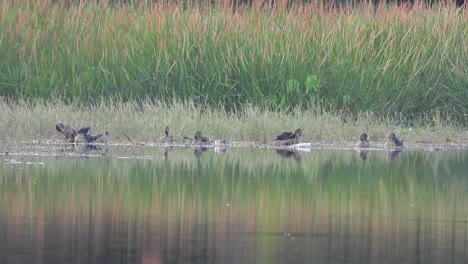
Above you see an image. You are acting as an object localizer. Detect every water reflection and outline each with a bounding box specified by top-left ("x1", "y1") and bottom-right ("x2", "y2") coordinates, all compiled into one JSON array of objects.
[
  {"x1": 56, "y1": 142, "x2": 110, "y2": 157},
  {"x1": 214, "y1": 146, "x2": 228, "y2": 154},
  {"x1": 163, "y1": 146, "x2": 173, "y2": 159},
  {"x1": 356, "y1": 148, "x2": 368, "y2": 160},
  {"x1": 386, "y1": 149, "x2": 404, "y2": 161},
  {"x1": 193, "y1": 146, "x2": 210, "y2": 157},
  {"x1": 1, "y1": 145, "x2": 468, "y2": 264},
  {"x1": 275, "y1": 148, "x2": 301, "y2": 162},
  {"x1": 74, "y1": 142, "x2": 109, "y2": 155}
]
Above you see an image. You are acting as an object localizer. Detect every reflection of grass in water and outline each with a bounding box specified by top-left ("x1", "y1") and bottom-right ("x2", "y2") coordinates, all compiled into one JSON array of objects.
[
  {"x1": 0, "y1": 100, "x2": 466, "y2": 144},
  {"x1": 1, "y1": 149, "x2": 468, "y2": 221},
  {"x1": 2, "y1": 149, "x2": 468, "y2": 262}
]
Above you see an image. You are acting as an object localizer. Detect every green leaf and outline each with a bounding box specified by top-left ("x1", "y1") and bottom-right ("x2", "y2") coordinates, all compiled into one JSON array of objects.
[
  {"x1": 305, "y1": 74, "x2": 319, "y2": 94},
  {"x1": 278, "y1": 95, "x2": 286, "y2": 109}
]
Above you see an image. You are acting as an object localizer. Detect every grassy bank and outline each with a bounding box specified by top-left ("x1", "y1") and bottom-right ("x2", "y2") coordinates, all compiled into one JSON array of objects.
[
  {"x1": 0, "y1": 99, "x2": 466, "y2": 145},
  {"x1": 0, "y1": 1, "x2": 467, "y2": 120}
]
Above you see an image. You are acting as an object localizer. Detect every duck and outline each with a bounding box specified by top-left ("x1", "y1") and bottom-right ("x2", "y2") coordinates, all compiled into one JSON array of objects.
[
  {"x1": 384, "y1": 132, "x2": 404, "y2": 148},
  {"x1": 159, "y1": 126, "x2": 174, "y2": 143},
  {"x1": 74, "y1": 127, "x2": 105, "y2": 144},
  {"x1": 273, "y1": 128, "x2": 303, "y2": 145},
  {"x1": 214, "y1": 139, "x2": 229, "y2": 154},
  {"x1": 95, "y1": 131, "x2": 110, "y2": 144},
  {"x1": 56, "y1": 122, "x2": 77, "y2": 142},
  {"x1": 194, "y1": 131, "x2": 211, "y2": 145},
  {"x1": 356, "y1": 133, "x2": 369, "y2": 148},
  {"x1": 214, "y1": 139, "x2": 228, "y2": 146}
]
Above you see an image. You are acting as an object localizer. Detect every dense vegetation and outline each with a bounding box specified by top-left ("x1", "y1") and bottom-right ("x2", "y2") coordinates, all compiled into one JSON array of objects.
[{"x1": 0, "y1": 1, "x2": 466, "y2": 121}]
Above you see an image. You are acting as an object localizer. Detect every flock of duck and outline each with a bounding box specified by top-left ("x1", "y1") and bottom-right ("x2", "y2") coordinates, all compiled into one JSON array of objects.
[
  {"x1": 55, "y1": 122, "x2": 109, "y2": 144},
  {"x1": 56, "y1": 121, "x2": 405, "y2": 149},
  {"x1": 356, "y1": 132, "x2": 404, "y2": 149}
]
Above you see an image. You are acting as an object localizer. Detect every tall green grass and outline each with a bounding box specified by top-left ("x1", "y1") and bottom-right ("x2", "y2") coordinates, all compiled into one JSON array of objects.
[{"x1": 0, "y1": 1, "x2": 467, "y2": 119}]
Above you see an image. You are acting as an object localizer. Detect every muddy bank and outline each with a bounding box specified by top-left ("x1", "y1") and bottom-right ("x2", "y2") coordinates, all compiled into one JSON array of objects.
[{"x1": 1, "y1": 140, "x2": 468, "y2": 160}]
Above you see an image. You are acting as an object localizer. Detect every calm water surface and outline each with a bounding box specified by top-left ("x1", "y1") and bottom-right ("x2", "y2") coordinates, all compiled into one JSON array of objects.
[{"x1": 1, "y1": 143, "x2": 468, "y2": 264}]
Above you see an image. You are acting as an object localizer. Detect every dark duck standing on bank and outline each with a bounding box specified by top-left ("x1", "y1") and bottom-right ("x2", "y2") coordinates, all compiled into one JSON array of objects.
[
  {"x1": 56, "y1": 122, "x2": 77, "y2": 142},
  {"x1": 356, "y1": 133, "x2": 370, "y2": 148},
  {"x1": 273, "y1": 128, "x2": 303, "y2": 145},
  {"x1": 384, "y1": 132, "x2": 404, "y2": 148},
  {"x1": 194, "y1": 131, "x2": 211, "y2": 145},
  {"x1": 159, "y1": 126, "x2": 174, "y2": 143},
  {"x1": 74, "y1": 127, "x2": 105, "y2": 144}
]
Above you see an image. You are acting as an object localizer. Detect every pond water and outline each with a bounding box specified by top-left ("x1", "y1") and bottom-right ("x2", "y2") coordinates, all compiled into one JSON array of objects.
[{"x1": 1, "y1": 143, "x2": 468, "y2": 264}]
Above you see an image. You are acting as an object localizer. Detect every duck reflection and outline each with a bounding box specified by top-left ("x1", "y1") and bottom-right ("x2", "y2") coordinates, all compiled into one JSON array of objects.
[
  {"x1": 357, "y1": 149, "x2": 369, "y2": 160},
  {"x1": 214, "y1": 146, "x2": 228, "y2": 154},
  {"x1": 74, "y1": 143, "x2": 107, "y2": 155},
  {"x1": 387, "y1": 149, "x2": 403, "y2": 161},
  {"x1": 275, "y1": 148, "x2": 301, "y2": 162},
  {"x1": 74, "y1": 139, "x2": 111, "y2": 156},
  {"x1": 194, "y1": 147, "x2": 210, "y2": 157},
  {"x1": 163, "y1": 146, "x2": 173, "y2": 159}
]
